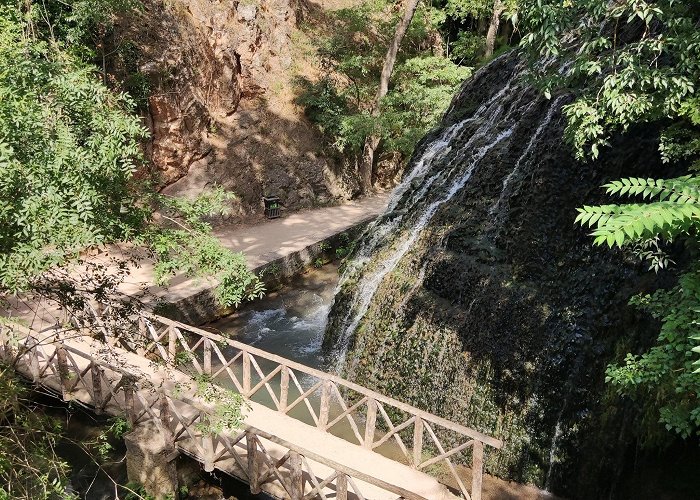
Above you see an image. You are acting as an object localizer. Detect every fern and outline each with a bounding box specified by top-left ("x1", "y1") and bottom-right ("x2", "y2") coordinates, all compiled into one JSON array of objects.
[{"x1": 575, "y1": 176, "x2": 700, "y2": 248}]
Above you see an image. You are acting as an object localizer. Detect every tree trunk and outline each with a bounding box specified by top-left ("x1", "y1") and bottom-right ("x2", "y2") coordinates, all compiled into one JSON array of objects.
[
  {"x1": 359, "y1": 0, "x2": 421, "y2": 194},
  {"x1": 485, "y1": 0, "x2": 504, "y2": 59}
]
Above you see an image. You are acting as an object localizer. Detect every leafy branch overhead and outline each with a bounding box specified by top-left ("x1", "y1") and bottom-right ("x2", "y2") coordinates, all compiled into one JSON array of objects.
[{"x1": 575, "y1": 176, "x2": 700, "y2": 248}]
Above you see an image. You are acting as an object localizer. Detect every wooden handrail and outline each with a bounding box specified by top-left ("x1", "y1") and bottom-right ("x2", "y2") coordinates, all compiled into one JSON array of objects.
[
  {"x1": 2, "y1": 329, "x2": 434, "y2": 500},
  {"x1": 142, "y1": 312, "x2": 504, "y2": 449}
]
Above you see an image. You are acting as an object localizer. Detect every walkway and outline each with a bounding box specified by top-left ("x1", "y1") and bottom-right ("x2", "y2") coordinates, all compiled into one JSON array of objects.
[
  {"x1": 1, "y1": 310, "x2": 502, "y2": 500},
  {"x1": 118, "y1": 193, "x2": 390, "y2": 319},
  {"x1": 7, "y1": 194, "x2": 390, "y2": 332}
]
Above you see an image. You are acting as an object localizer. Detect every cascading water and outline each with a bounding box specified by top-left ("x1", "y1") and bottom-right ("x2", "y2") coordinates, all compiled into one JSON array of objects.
[
  {"x1": 328, "y1": 59, "x2": 529, "y2": 365},
  {"x1": 322, "y1": 50, "x2": 673, "y2": 497}
]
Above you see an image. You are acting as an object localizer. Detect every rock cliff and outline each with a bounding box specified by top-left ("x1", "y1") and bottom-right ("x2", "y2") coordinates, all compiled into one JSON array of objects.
[
  {"x1": 112, "y1": 0, "x2": 359, "y2": 221},
  {"x1": 325, "y1": 52, "x2": 686, "y2": 498}
]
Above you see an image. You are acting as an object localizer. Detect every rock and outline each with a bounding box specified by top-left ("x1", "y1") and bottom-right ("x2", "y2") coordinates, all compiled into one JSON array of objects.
[
  {"x1": 326, "y1": 52, "x2": 679, "y2": 498},
  {"x1": 112, "y1": 0, "x2": 351, "y2": 218},
  {"x1": 236, "y1": 3, "x2": 257, "y2": 22}
]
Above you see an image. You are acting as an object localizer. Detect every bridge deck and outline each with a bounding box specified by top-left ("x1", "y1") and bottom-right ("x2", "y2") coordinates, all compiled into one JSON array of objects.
[{"x1": 8, "y1": 330, "x2": 457, "y2": 500}]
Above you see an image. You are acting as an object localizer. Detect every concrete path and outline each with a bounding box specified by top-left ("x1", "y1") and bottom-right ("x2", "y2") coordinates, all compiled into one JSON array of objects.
[
  {"x1": 6, "y1": 194, "x2": 390, "y2": 331},
  {"x1": 213, "y1": 194, "x2": 390, "y2": 269},
  {"x1": 122, "y1": 193, "x2": 390, "y2": 314}
]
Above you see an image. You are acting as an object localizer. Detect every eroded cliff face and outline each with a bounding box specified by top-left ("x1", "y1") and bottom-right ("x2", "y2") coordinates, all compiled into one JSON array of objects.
[
  {"x1": 325, "y1": 52, "x2": 679, "y2": 498},
  {"x1": 112, "y1": 0, "x2": 359, "y2": 220}
]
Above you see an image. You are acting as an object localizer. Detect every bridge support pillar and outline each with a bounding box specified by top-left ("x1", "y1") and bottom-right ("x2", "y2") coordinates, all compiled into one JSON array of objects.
[{"x1": 124, "y1": 421, "x2": 179, "y2": 499}]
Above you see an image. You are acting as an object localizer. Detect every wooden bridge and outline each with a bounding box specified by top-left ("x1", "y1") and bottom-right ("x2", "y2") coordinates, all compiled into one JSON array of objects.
[{"x1": 0, "y1": 310, "x2": 502, "y2": 500}]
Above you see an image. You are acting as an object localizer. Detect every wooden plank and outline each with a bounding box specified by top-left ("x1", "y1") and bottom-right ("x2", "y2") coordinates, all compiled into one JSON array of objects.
[
  {"x1": 336, "y1": 472, "x2": 348, "y2": 500},
  {"x1": 471, "y1": 440, "x2": 484, "y2": 500},
  {"x1": 56, "y1": 345, "x2": 70, "y2": 395},
  {"x1": 319, "y1": 380, "x2": 331, "y2": 430},
  {"x1": 124, "y1": 385, "x2": 135, "y2": 426},
  {"x1": 168, "y1": 326, "x2": 177, "y2": 363},
  {"x1": 91, "y1": 362, "x2": 103, "y2": 413},
  {"x1": 289, "y1": 450, "x2": 303, "y2": 500},
  {"x1": 242, "y1": 352, "x2": 251, "y2": 395},
  {"x1": 203, "y1": 339, "x2": 212, "y2": 376},
  {"x1": 413, "y1": 417, "x2": 423, "y2": 468},
  {"x1": 364, "y1": 398, "x2": 377, "y2": 449},
  {"x1": 247, "y1": 432, "x2": 261, "y2": 494},
  {"x1": 279, "y1": 366, "x2": 290, "y2": 412}
]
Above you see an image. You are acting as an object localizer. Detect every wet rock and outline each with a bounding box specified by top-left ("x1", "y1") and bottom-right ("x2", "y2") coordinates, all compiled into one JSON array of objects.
[{"x1": 326, "y1": 51, "x2": 681, "y2": 498}]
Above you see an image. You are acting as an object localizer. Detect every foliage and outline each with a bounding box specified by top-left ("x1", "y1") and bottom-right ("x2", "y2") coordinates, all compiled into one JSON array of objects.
[
  {"x1": 0, "y1": 5, "x2": 148, "y2": 293},
  {"x1": 0, "y1": 366, "x2": 76, "y2": 500},
  {"x1": 193, "y1": 374, "x2": 248, "y2": 435},
  {"x1": 449, "y1": 31, "x2": 485, "y2": 65},
  {"x1": 605, "y1": 272, "x2": 700, "y2": 439},
  {"x1": 148, "y1": 189, "x2": 265, "y2": 307},
  {"x1": 297, "y1": 1, "x2": 470, "y2": 162},
  {"x1": 520, "y1": 0, "x2": 700, "y2": 161},
  {"x1": 575, "y1": 176, "x2": 700, "y2": 249}
]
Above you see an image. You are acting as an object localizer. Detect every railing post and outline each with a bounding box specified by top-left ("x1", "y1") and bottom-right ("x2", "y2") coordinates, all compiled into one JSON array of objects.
[
  {"x1": 137, "y1": 315, "x2": 147, "y2": 355},
  {"x1": 203, "y1": 339, "x2": 212, "y2": 376},
  {"x1": 0, "y1": 327, "x2": 7, "y2": 361},
  {"x1": 413, "y1": 416, "x2": 423, "y2": 468},
  {"x1": 246, "y1": 431, "x2": 261, "y2": 494},
  {"x1": 91, "y1": 362, "x2": 103, "y2": 414},
  {"x1": 471, "y1": 440, "x2": 484, "y2": 500},
  {"x1": 364, "y1": 398, "x2": 377, "y2": 449},
  {"x1": 279, "y1": 366, "x2": 289, "y2": 412},
  {"x1": 242, "y1": 352, "x2": 251, "y2": 396},
  {"x1": 319, "y1": 380, "x2": 331, "y2": 430},
  {"x1": 336, "y1": 472, "x2": 348, "y2": 500},
  {"x1": 289, "y1": 450, "x2": 303, "y2": 500},
  {"x1": 168, "y1": 326, "x2": 177, "y2": 363},
  {"x1": 159, "y1": 393, "x2": 174, "y2": 446},
  {"x1": 203, "y1": 433, "x2": 215, "y2": 472},
  {"x1": 56, "y1": 344, "x2": 71, "y2": 397},
  {"x1": 26, "y1": 336, "x2": 41, "y2": 381}
]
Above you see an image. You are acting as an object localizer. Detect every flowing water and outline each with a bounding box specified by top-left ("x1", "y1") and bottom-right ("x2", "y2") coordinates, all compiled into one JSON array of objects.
[
  {"x1": 328, "y1": 62, "x2": 539, "y2": 366},
  {"x1": 210, "y1": 264, "x2": 340, "y2": 372}
]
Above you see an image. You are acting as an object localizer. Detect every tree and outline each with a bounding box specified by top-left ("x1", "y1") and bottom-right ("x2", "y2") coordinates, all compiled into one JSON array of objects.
[
  {"x1": 0, "y1": 0, "x2": 262, "y2": 306},
  {"x1": 443, "y1": 0, "x2": 518, "y2": 60},
  {"x1": 522, "y1": 0, "x2": 700, "y2": 438},
  {"x1": 0, "y1": 0, "x2": 260, "y2": 495},
  {"x1": 296, "y1": 1, "x2": 470, "y2": 187},
  {"x1": 359, "y1": 0, "x2": 421, "y2": 193},
  {"x1": 484, "y1": 0, "x2": 504, "y2": 58}
]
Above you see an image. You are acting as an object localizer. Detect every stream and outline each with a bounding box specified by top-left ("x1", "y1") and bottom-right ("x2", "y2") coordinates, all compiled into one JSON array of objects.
[{"x1": 209, "y1": 263, "x2": 340, "y2": 372}]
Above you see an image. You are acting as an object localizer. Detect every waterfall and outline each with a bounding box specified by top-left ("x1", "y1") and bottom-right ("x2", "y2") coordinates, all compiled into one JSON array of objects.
[
  {"x1": 489, "y1": 95, "x2": 568, "y2": 218},
  {"x1": 328, "y1": 62, "x2": 536, "y2": 367}
]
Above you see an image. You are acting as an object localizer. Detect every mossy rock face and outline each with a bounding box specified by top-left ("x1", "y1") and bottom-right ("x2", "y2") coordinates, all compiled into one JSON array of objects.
[{"x1": 326, "y1": 52, "x2": 685, "y2": 498}]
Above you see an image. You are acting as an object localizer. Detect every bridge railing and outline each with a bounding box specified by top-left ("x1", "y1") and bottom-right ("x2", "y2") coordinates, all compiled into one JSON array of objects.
[
  {"x1": 0, "y1": 325, "x2": 431, "y2": 500},
  {"x1": 135, "y1": 312, "x2": 503, "y2": 500}
]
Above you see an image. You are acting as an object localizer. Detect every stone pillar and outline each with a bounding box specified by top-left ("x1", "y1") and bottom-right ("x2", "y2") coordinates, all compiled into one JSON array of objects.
[{"x1": 124, "y1": 422, "x2": 178, "y2": 499}]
